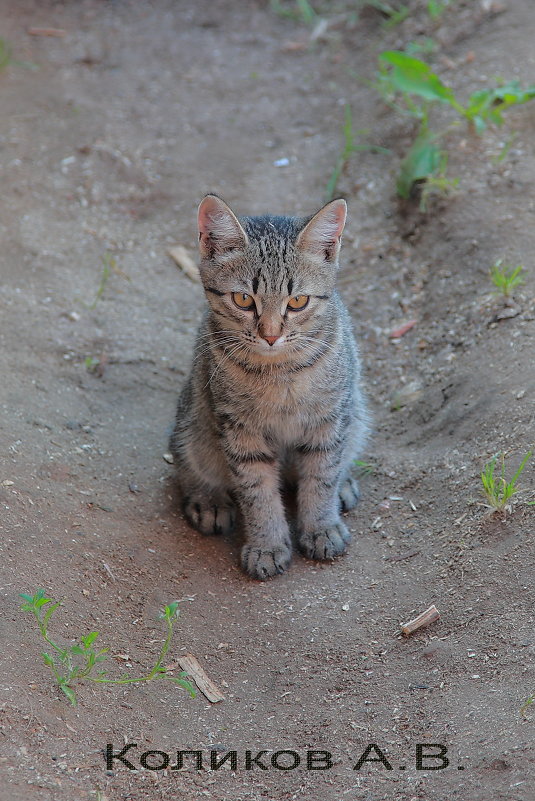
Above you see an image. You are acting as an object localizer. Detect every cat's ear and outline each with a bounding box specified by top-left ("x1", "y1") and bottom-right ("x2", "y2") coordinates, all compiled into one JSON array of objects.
[
  {"x1": 295, "y1": 198, "x2": 347, "y2": 263},
  {"x1": 198, "y1": 194, "x2": 248, "y2": 259}
]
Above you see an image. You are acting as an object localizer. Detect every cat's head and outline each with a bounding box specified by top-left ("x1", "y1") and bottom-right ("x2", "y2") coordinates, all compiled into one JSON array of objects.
[{"x1": 196, "y1": 194, "x2": 347, "y2": 362}]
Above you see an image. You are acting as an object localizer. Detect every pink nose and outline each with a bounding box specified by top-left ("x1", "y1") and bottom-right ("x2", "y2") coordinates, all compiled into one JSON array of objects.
[{"x1": 263, "y1": 335, "x2": 278, "y2": 346}]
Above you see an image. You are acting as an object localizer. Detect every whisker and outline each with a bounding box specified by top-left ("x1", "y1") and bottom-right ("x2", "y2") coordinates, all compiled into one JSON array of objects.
[{"x1": 204, "y1": 342, "x2": 248, "y2": 389}]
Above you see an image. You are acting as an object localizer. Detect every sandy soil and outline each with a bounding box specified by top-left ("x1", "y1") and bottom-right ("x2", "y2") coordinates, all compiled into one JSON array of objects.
[{"x1": 1, "y1": 1, "x2": 534, "y2": 800}]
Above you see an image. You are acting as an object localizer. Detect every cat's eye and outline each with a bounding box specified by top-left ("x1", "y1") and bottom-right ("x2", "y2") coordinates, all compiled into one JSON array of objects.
[
  {"x1": 287, "y1": 295, "x2": 309, "y2": 311},
  {"x1": 232, "y1": 292, "x2": 255, "y2": 310}
]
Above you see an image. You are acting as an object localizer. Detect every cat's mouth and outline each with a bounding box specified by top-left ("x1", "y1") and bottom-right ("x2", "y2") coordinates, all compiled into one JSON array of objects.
[
  {"x1": 249, "y1": 335, "x2": 291, "y2": 363},
  {"x1": 257, "y1": 335, "x2": 287, "y2": 351}
]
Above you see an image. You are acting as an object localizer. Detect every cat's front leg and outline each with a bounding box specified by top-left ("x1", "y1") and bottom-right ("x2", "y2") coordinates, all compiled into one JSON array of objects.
[
  {"x1": 225, "y1": 445, "x2": 292, "y2": 580},
  {"x1": 296, "y1": 447, "x2": 352, "y2": 561}
]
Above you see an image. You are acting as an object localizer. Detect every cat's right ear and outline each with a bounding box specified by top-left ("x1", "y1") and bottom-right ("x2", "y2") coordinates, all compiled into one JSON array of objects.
[{"x1": 198, "y1": 194, "x2": 248, "y2": 259}]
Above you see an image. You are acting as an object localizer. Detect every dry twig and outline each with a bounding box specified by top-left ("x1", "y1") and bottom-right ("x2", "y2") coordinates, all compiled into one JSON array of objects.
[
  {"x1": 401, "y1": 604, "x2": 440, "y2": 636},
  {"x1": 176, "y1": 653, "x2": 224, "y2": 703}
]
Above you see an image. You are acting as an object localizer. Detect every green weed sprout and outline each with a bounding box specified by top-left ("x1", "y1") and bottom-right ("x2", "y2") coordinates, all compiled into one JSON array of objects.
[
  {"x1": 427, "y1": 0, "x2": 454, "y2": 20},
  {"x1": 376, "y1": 50, "x2": 535, "y2": 201},
  {"x1": 353, "y1": 459, "x2": 376, "y2": 476},
  {"x1": 521, "y1": 696, "x2": 534, "y2": 718},
  {"x1": 480, "y1": 451, "x2": 532, "y2": 513},
  {"x1": 325, "y1": 105, "x2": 389, "y2": 201},
  {"x1": 19, "y1": 590, "x2": 196, "y2": 706},
  {"x1": 490, "y1": 259, "x2": 525, "y2": 298},
  {"x1": 270, "y1": 0, "x2": 317, "y2": 24},
  {"x1": 363, "y1": 1, "x2": 409, "y2": 28},
  {"x1": 0, "y1": 38, "x2": 12, "y2": 71}
]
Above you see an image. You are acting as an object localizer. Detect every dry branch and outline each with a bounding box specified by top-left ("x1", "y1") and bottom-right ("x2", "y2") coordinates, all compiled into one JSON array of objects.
[
  {"x1": 401, "y1": 604, "x2": 440, "y2": 636},
  {"x1": 28, "y1": 27, "x2": 67, "y2": 37},
  {"x1": 177, "y1": 653, "x2": 225, "y2": 703},
  {"x1": 168, "y1": 245, "x2": 200, "y2": 283}
]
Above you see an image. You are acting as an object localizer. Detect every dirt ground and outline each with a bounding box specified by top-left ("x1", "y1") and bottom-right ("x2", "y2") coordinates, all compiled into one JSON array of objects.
[{"x1": 1, "y1": 1, "x2": 534, "y2": 799}]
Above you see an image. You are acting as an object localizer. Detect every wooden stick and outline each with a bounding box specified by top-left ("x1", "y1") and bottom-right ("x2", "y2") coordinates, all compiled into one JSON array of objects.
[
  {"x1": 27, "y1": 27, "x2": 67, "y2": 37},
  {"x1": 168, "y1": 245, "x2": 200, "y2": 283},
  {"x1": 177, "y1": 654, "x2": 225, "y2": 703},
  {"x1": 390, "y1": 319, "x2": 417, "y2": 339},
  {"x1": 401, "y1": 604, "x2": 440, "y2": 636}
]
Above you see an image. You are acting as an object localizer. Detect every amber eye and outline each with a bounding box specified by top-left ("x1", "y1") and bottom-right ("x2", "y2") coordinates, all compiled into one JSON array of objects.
[
  {"x1": 287, "y1": 295, "x2": 309, "y2": 311},
  {"x1": 232, "y1": 292, "x2": 255, "y2": 310}
]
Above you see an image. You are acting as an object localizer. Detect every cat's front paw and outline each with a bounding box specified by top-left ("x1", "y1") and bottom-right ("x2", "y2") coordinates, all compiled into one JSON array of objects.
[
  {"x1": 298, "y1": 520, "x2": 351, "y2": 561},
  {"x1": 339, "y1": 476, "x2": 360, "y2": 512},
  {"x1": 183, "y1": 496, "x2": 236, "y2": 536},
  {"x1": 241, "y1": 542, "x2": 292, "y2": 580}
]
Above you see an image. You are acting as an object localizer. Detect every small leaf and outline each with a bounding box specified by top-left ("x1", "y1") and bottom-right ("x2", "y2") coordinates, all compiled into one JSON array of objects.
[
  {"x1": 42, "y1": 602, "x2": 61, "y2": 627},
  {"x1": 81, "y1": 631, "x2": 99, "y2": 648},
  {"x1": 70, "y1": 645, "x2": 84, "y2": 655},
  {"x1": 59, "y1": 683, "x2": 77, "y2": 706},
  {"x1": 164, "y1": 676, "x2": 197, "y2": 698},
  {"x1": 379, "y1": 51, "x2": 457, "y2": 106},
  {"x1": 397, "y1": 129, "x2": 444, "y2": 198},
  {"x1": 34, "y1": 596, "x2": 53, "y2": 609},
  {"x1": 19, "y1": 593, "x2": 34, "y2": 603},
  {"x1": 42, "y1": 652, "x2": 55, "y2": 667},
  {"x1": 164, "y1": 601, "x2": 180, "y2": 620}
]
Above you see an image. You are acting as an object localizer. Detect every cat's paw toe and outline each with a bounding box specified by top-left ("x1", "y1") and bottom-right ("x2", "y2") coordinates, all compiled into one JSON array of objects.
[
  {"x1": 241, "y1": 542, "x2": 292, "y2": 580},
  {"x1": 339, "y1": 477, "x2": 360, "y2": 512},
  {"x1": 298, "y1": 521, "x2": 351, "y2": 561},
  {"x1": 183, "y1": 497, "x2": 235, "y2": 536}
]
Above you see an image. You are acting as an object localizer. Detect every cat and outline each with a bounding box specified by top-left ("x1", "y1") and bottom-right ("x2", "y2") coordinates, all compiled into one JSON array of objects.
[{"x1": 169, "y1": 194, "x2": 369, "y2": 580}]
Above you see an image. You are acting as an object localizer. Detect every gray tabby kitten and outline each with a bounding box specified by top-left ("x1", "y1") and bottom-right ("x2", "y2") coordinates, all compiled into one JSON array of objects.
[{"x1": 169, "y1": 194, "x2": 368, "y2": 580}]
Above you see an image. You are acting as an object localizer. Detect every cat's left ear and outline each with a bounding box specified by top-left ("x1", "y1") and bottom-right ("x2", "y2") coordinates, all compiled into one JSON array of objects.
[{"x1": 295, "y1": 198, "x2": 347, "y2": 263}]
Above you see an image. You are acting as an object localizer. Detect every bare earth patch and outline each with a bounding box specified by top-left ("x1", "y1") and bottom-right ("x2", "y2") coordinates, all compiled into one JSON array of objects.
[{"x1": 1, "y1": 2, "x2": 534, "y2": 800}]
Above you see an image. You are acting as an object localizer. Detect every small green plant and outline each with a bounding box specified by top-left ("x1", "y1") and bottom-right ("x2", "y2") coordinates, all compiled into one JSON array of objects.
[
  {"x1": 20, "y1": 590, "x2": 196, "y2": 706},
  {"x1": 427, "y1": 0, "x2": 454, "y2": 20},
  {"x1": 521, "y1": 695, "x2": 534, "y2": 717},
  {"x1": 363, "y1": 1, "x2": 409, "y2": 28},
  {"x1": 396, "y1": 123, "x2": 460, "y2": 206},
  {"x1": 418, "y1": 172, "x2": 459, "y2": 210},
  {"x1": 0, "y1": 38, "x2": 12, "y2": 71},
  {"x1": 83, "y1": 252, "x2": 130, "y2": 310},
  {"x1": 270, "y1": 0, "x2": 317, "y2": 24},
  {"x1": 0, "y1": 37, "x2": 38, "y2": 72},
  {"x1": 463, "y1": 81, "x2": 535, "y2": 134},
  {"x1": 325, "y1": 105, "x2": 389, "y2": 201},
  {"x1": 480, "y1": 451, "x2": 532, "y2": 513},
  {"x1": 405, "y1": 38, "x2": 438, "y2": 57},
  {"x1": 489, "y1": 259, "x2": 525, "y2": 297},
  {"x1": 84, "y1": 355, "x2": 100, "y2": 373},
  {"x1": 491, "y1": 132, "x2": 518, "y2": 165},
  {"x1": 353, "y1": 459, "x2": 377, "y2": 476},
  {"x1": 375, "y1": 50, "x2": 535, "y2": 202},
  {"x1": 87, "y1": 253, "x2": 114, "y2": 309}
]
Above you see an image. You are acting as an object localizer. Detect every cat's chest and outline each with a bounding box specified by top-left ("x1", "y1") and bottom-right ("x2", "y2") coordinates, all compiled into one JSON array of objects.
[{"x1": 237, "y1": 371, "x2": 333, "y2": 440}]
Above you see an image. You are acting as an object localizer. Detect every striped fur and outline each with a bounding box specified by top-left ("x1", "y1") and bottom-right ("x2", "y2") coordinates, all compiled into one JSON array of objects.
[{"x1": 170, "y1": 195, "x2": 369, "y2": 580}]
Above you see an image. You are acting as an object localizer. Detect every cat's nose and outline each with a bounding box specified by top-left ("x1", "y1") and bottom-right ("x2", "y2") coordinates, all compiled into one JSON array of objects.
[{"x1": 262, "y1": 335, "x2": 279, "y2": 346}]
